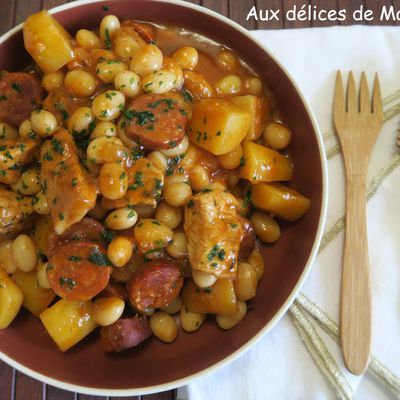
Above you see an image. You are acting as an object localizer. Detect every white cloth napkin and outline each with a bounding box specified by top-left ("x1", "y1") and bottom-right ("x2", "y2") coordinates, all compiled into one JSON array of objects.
[{"x1": 178, "y1": 25, "x2": 400, "y2": 400}]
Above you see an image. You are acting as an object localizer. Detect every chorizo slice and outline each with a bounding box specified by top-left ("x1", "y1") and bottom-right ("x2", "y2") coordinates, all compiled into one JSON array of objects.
[
  {"x1": 47, "y1": 241, "x2": 112, "y2": 301},
  {"x1": 0, "y1": 72, "x2": 44, "y2": 126},
  {"x1": 127, "y1": 259, "x2": 183, "y2": 312},
  {"x1": 101, "y1": 316, "x2": 152, "y2": 352},
  {"x1": 47, "y1": 217, "x2": 105, "y2": 256},
  {"x1": 125, "y1": 94, "x2": 186, "y2": 150}
]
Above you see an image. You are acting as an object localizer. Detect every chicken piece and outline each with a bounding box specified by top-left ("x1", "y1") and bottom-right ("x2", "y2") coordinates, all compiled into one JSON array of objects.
[
  {"x1": 0, "y1": 188, "x2": 34, "y2": 235},
  {"x1": 0, "y1": 139, "x2": 40, "y2": 184},
  {"x1": 40, "y1": 128, "x2": 97, "y2": 234},
  {"x1": 101, "y1": 157, "x2": 163, "y2": 210},
  {"x1": 184, "y1": 186, "x2": 243, "y2": 278}
]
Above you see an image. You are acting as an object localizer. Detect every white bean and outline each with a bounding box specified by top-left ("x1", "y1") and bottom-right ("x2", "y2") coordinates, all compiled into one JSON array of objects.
[
  {"x1": 99, "y1": 15, "x2": 121, "y2": 46},
  {"x1": 86, "y1": 136, "x2": 125, "y2": 164},
  {"x1": 162, "y1": 296, "x2": 182, "y2": 314},
  {"x1": 11, "y1": 169, "x2": 41, "y2": 195},
  {"x1": 114, "y1": 71, "x2": 141, "y2": 98},
  {"x1": 0, "y1": 240, "x2": 17, "y2": 274},
  {"x1": 41, "y1": 70, "x2": 65, "y2": 92},
  {"x1": 106, "y1": 206, "x2": 138, "y2": 230},
  {"x1": 96, "y1": 59, "x2": 127, "y2": 83},
  {"x1": 30, "y1": 109, "x2": 58, "y2": 138},
  {"x1": 180, "y1": 305, "x2": 205, "y2": 332},
  {"x1": 216, "y1": 301, "x2": 247, "y2": 330},
  {"x1": 147, "y1": 151, "x2": 167, "y2": 173},
  {"x1": 142, "y1": 70, "x2": 176, "y2": 94},
  {"x1": 234, "y1": 262, "x2": 257, "y2": 301},
  {"x1": 166, "y1": 232, "x2": 188, "y2": 258},
  {"x1": 163, "y1": 181, "x2": 192, "y2": 207},
  {"x1": 93, "y1": 297, "x2": 125, "y2": 326},
  {"x1": 12, "y1": 234, "x2": 37, "y2": 272},
  {"x1": 33, "y1": 191, "x2": 50, "y2": 215},
  {"x1": 19, "y1": 120, "x2": 35, "y2": 139},
  {"x1": 37, "y1": 261, "x2": 51, "y2": 289},
  {"x1": 149, "y1": 312, "x2": 178, "y2": 343},
  {"x1": 192, "y1": 269, "x2": 217, "y2": 288},
  {"x1": 76, "y1": 29, "x2": 102, "y2": 50},
  {"x1": 130, "y1": 44, "x2": 163, "y2": 76},
  {"x1": 155, "y1": 201, "x2": 182, "y2": 229},
  {"x1": 172, "y1": 46, "x2": 199, "y2": 70},
  {"x1": 92, "y1": 90, "x2": 125, "y2": 121},
  {"x1": 67, "y1": 106, "x2": 95, "y2": 134},
  {"x1": 90, "y1": 121, "x2": 117, "y2": 139},
  {"x1": 215, "y1": 74, "x2": 242, "y2": 95},
  {"x1": 160, "y1": 135, "x2": 189, "y2": 158}
]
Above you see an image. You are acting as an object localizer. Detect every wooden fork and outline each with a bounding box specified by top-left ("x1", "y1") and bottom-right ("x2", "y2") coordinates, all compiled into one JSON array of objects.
[{"x1": 333, "y1": 71, "x2": 383, "y2": 375}]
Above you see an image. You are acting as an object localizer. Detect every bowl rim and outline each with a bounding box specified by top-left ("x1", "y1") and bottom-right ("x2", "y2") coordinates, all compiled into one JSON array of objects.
[{"x1": 0, "y1": 0, "x2": 328, "y2": 395}]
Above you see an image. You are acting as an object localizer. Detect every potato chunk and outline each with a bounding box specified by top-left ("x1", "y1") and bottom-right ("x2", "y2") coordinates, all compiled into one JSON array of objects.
[
  {"x1": 23, "y1": 11, "x2": 74, "y2": 73},
  {"x1": 188, "y1": 98, "x2": 250, "y2": 155},
  {"x1": 12, "y1": 270, "x2": 56, "y2": 317},
  {"x1": 252, "y1": 182, "x2": 311, "y2": 221},
  {"x1": 40, "y1": 299, "x2": 97, "y2": 351},
  {"x1": 0, "y1": 268, "x2": 23, "y2": 329},
  {"x1": 239, "y1": 141, "x2": 293, "y2": 183},
  {"x1": 182, "y1": 278, "x2": 238, "y2": 316},
  {"x1": 230, "y1": 95, "x2": 271, "y2": 141}
]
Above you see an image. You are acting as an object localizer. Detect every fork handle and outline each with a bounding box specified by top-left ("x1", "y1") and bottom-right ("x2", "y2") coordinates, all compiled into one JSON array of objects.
[{"x1": 340, "y1": 175, "x2": 372, "y2": 375}]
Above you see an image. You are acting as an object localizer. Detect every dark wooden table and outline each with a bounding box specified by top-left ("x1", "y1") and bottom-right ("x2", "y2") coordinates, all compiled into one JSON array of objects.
[{"x1": 0, "y1": 0, "x2": 398, "y2": 399}]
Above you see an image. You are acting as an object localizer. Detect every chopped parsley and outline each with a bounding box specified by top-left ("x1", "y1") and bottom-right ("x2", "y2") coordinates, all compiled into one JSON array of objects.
[
  {"x1": 58, "y1": 212, "x2": 64, "y2": 221},
  {"x1": 243, "y1": 189, "x2": 252, "y2": 208},
  {"x1": 102, "y1": 5, "x2": 109, "y2": 11},
  {"x1": 239, "y1": 156, "x2": 246, "y2": 167},
  {"x1": 100, "y1": 230, "x2": 115, "y2": 244},
  {"x1": 182, "y1": 89, "x2": 193, "y2": 102},
  {"x1": 68, "y1": 256, "x2": 82, "y2": 262},
  {"x1": 88, "y1": 249, "x2": 112, "y2": 266},
  {"x1": 59, "y1": 277, "x2": 76, "y2": 290},
  {"x1": 187, "y1": 199, "x2": 194, "y2": 208},
  {"x1": 71, "y1": 177, "x2": 78, "y2": 187},
  {"x1": 230, "y1": 223, "x2": 238, "y2": 229},
  {"x1": 54, "y1": 102, "x2": 69, "y2": 120},
  {"x1": 147, "y1": 98, "x2": 175, "y2": 110},
  {"x1": 104, "y1": 28, "x2": 112, "y2": 49},
  {"x1": 128, "y1": 171, "x2": 144, "y2": 190},
  {"x1": 120, "y1": 171, "x2": 126, "y2": 179},
  {"x1": 124, "y1": 109, "x2": 155, "y2": 127},
  {"x1": 11, "y1": 83, "x2": 21, "y2": 93},
  {"x1": 50, "y1": 138, "x2": 64, "y2": 155},
  {"x1": 207, "y1": 244, "x2": 226, "y2": 262}
]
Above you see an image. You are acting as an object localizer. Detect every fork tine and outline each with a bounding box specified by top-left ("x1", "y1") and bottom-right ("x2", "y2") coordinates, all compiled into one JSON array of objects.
[
  {"x1": 359, "y1": 72, "x2": 370, "y2": 113},
  {"x1": 346, "y1": 71, "x2": 357, "y2": 114},
  {"x1": 334, "y1": 71, "x2": 345, "y2": 120},
  {"x1": 372, "y1": 73, "x2": 383, "y2": 118}
]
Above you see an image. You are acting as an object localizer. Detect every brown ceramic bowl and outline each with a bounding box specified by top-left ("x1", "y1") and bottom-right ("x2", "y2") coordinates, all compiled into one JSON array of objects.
[{"x1": 0, "y1": 0, "x2": 327, "y2": 395}]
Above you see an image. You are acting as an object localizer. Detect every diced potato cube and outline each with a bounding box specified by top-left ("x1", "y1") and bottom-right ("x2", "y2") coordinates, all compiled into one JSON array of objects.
[
  {"x1": 40, "y1": 299, "x2": 97, "y2": 352},
  {"x1": 188, "y1": 98, "x2": 251, "y2": 155},
  {"x1": 23, "y1": 10, "x2": 74, "y2": 73},
  {"x1": 239, "y1": 141, "x2": 293, "y2": 183},
  {"x1": 252, "y1": 183, "x2": 311, "y2": 221},
  {"x1": 0, "y1": 268, "x2": 23, "y2": 329},
  {"x1": 230, "y1": 95, "x2": 271, "y2": 141},
  {"x1": 12, "y1": 270, "x2": 56, "y2": 317},
  {"x1": 182, "y1": 278, "x2": 238, "y2": 316}
]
